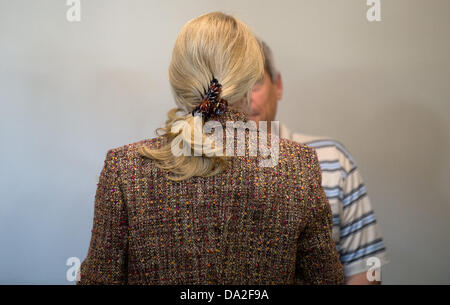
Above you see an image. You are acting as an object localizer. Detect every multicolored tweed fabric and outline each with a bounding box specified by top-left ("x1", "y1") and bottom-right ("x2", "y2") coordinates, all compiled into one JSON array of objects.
[{"x1": 77, "y1": 109, "x2": 345, "y2": 285}]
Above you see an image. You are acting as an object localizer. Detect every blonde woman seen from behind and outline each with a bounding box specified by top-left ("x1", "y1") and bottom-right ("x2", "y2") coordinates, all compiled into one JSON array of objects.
[{"x1": 77, "y1": 12, "x2": 345, "y2": 285}]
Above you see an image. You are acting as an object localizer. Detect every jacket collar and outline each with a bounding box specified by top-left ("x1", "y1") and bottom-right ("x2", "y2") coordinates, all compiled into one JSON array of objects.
[{"x1": 214, "y1": 108, "x2": 249, "y2": 125}]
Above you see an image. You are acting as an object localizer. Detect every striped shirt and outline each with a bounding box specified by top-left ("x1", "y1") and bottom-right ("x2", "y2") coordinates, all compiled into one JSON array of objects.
[{"x1": 278, "y1": 123, "x2": 389, "y2": 277}]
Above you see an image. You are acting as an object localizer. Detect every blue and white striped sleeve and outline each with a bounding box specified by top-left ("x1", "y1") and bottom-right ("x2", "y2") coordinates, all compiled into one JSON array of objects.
[{"x1": 338, "y1": 162, "x2": 389, "y2": 277}]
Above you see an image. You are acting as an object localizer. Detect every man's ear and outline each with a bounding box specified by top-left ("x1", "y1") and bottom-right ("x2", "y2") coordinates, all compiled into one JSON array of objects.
[{"x1": 275, "y1": 73, "x2": 283, "y2": 101}]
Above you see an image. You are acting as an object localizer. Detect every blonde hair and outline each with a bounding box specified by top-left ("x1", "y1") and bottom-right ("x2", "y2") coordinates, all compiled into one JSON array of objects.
[{"x1": 138, "y1": 12, "x2": 264, "y2": 181}]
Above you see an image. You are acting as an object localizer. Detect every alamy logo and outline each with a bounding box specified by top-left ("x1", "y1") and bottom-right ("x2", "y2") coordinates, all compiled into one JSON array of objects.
[
  {"x1": 366, "y1": 0, "x2": 381, "y2": 22},
  {"x1": 366, "y1": 257, "x2": 381, "y2": 281},
  {"x1": 66, "y1": 257, "x2": 81, "y2": 282},
  {"x1": 170, "y1": 117, "x2": 280, "y2": 167},
  {"x1": 66, "y1": 0, "x2": 81, "y2": 22}
]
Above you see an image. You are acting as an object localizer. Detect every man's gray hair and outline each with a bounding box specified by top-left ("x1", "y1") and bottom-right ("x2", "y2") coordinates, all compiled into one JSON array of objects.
[{"x1": 259, "y1": 39, "x2": 279, "y2": 82}]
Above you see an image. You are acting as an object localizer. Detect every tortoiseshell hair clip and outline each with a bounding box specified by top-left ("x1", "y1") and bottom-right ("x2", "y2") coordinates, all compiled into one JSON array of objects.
[{"x1": 192, "y1": 77, "x2": 228, "y2": 121}]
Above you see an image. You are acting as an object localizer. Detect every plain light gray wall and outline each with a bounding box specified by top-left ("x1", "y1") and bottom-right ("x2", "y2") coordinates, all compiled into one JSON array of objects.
[{"x1": 1, "y1": 0, "x2": 449, "y2": 284}]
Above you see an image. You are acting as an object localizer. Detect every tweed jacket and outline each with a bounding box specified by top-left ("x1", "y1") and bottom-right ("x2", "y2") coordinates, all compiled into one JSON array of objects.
[{"x1": 77, "y1": 109, "x2": 344, "y2": 285}]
